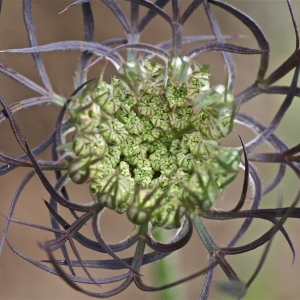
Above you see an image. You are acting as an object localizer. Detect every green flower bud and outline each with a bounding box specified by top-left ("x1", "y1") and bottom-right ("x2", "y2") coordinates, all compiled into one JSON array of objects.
[
  {"x1": 169, "y1": 56, "x2": 193, "y2": 84},
  {"x1": 99, "y1": 119, "x2": 128, "y2": 145},
  {"x1": 127, "y1": 189, "x2": 159, "y2": 225},
  {"x1": 177, "y1": 153, "x2": 198, "y2": 173},
  {"x1": 187, "y1": 169, "x2": 218, "y2": 210},
  {"x1": 68, "y1": 157, "x2": 93, "y2": 184},
  {"x1": 151, "y1": 201, "x2": 185, "y2": 228},
  {"x1": 118, "y1": 60, "x2": 148, "y2": 95},
  {"x1": 69, "y1": 101, "x2": 102, "y2": 133},
  {"x1": 92, "y1": 81, "x2": 120, "y2": 115},
  {"x1": 134, "y1": 159, "x2": 154, "y2": 187},
  {"x1": 186, "y1": 132, "x2": 218, "y2": 157},
  {"x1": 170, "y1": 107, "x2": 193, "y2": 130},
  {"x1": 73, "y1": 133, "x2": 107, "y2": 157},
  {"x1": 94, "y1": 174, "x2": 134, "y2": 213}
]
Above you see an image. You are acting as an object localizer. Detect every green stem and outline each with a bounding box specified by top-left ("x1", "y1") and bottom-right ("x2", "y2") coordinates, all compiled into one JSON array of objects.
[
  {"x1": 192, "y1": 214, "x2": 217, "y2": 255},
  {"x1": 152, "y1": 229, "x2": 184, "y2": 300}
]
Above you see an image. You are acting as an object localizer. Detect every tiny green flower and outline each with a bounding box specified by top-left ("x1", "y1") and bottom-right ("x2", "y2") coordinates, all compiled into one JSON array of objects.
[{"x1": 66, "y1": 56, "x2": 240, "y2": 228}]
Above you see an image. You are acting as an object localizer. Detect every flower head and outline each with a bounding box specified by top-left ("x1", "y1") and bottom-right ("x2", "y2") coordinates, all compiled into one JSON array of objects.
[{"x1": 67, "y1": 57, "x2": 239, "y2": 228}]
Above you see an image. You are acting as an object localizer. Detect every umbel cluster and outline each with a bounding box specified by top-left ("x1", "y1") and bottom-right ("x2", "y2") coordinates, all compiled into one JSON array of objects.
[{"x1": 67, "y1": 57, "x2": 239, "y2": 228}]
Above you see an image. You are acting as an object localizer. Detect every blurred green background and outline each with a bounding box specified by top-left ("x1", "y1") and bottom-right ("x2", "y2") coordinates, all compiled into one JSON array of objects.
[{"x1": 0, "y1": 1, "x2": 300, "y2": 299}]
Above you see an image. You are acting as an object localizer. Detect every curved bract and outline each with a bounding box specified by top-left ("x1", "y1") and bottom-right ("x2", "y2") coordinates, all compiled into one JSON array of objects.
[{"x1": 0, "y1": 0, "x2": 300, "y2": 299}]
